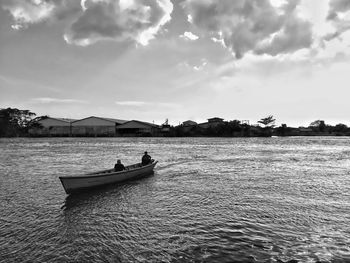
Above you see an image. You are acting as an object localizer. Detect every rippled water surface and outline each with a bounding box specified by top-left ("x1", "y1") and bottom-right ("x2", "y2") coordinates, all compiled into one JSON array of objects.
[{"x1": 0, "y1": 137, "x2": 350, "y2": 263}]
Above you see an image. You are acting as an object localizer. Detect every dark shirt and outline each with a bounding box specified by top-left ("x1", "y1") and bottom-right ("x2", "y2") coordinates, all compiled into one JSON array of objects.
[
  {"x1": 142, "y1": 154, "x2": 152, "y2": 166},
  {"x1": 114, "y1": 163, "x2": 125, "y2": 172}
]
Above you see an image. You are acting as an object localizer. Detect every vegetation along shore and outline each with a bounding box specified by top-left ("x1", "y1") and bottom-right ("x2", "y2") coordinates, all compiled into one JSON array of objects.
[{"x1": 1, "y1": 107, "x2": 349, "y2": 138}]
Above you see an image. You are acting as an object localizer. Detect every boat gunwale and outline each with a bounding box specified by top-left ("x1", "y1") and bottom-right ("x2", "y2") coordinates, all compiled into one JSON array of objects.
[{"x1": 59, "y1": 161, "x2": 157, "y2": 180}]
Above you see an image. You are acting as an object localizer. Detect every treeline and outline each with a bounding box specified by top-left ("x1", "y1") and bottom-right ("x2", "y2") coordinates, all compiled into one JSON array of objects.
[
  {"x1": 274, "y1": 120, "x2": 350, "y2": 137},
  {"x1": 1, "y1": 108, "x2": 350, "y2": 137},
  {"x1": 171, "y1": 115, "x2": 276, "y2": 137},
  {"x1": 170, "y1": 117, "x2": 350, "y2": 137},
  {"x1": 172, "y1": 121, "x2": 254, "y2": 137},
  {"x1": 0, "y1": 108, "x2": 43, "y2": 137}
]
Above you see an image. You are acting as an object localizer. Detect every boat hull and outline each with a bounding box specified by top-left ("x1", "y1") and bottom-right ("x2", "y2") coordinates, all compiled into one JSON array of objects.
[{"x1": 59, "y1": 161, "x2": 157, "y2": 194}]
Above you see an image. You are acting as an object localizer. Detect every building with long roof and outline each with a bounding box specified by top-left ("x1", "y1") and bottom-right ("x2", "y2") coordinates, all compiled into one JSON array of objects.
[
  {"x1": 71, "y1": 116, "x2": 128, "y2": 137},
  {"x1": 198, "y1": 117, "x2": 225, "y2": 129},
  {"x1": 28, "y1": 117, "x2": 75, "y2": 136},
  {"x1": 116, "y1": 120, "x2": 160, "y2": 137}
]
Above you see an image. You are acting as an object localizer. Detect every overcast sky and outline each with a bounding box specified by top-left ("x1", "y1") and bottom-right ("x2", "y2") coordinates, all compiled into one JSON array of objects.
[{"x1": 1, "y1": 0, "x2": 350, "y2": 126}]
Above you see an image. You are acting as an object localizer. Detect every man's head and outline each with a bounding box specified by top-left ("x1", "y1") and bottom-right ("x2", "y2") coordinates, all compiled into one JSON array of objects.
[
  {"x1": 117, "y1": 159, "x2": 121, "y2": 164},
  {"x1": 144, "y1": 151, "x2": 148, "y2": 155}
]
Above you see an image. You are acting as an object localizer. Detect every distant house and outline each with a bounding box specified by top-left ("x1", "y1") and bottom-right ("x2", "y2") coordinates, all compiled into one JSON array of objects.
[
  {"x1": 161, "y1": 124, "x2": 171, "y2": 135},
  {"x1": 208, "y1": 117, "x2": 224, "y2": 123},
  {"x1": 180, "y1": 120, "x2": 198, "y2": 133},
  {"x1": 29, "y1": 117, "x2": 75, "y2": 136},
  {"x1": 71, "y1": 116, "x2": 127, "y2": 137},
  {"x1": 182, "y1": 120, "x2": 197, "y2": 126},
  {"x1": 160, "y1": 119, "x2": 171, "y2": 135},
  {"x1": 198, "y1": 117, "x2": 224, "y2": 129},
  {"x1": 116, "y1": 120, "x2": 160, "y2": 137}
]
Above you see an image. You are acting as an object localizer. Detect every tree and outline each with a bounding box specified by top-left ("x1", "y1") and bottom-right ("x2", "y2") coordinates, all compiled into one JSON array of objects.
[
  {"x1": 258, "y1": 115, "x2": 276, "y2": 128},
  {"x1": 0, "y1": 108, "x2": 37, "y2": 137},
  {"x1": 333, "y1": 123, "x2": 348, "y2": 134},
  {"x1": 309, "y1": 120, "x2": 326, "y2": 132},
  {"x1": 27, "y1": 115, "x2": 48, "y2": 129},
  {"x1": 257, "y1": 115, "x2": 276, "y2": 137}
]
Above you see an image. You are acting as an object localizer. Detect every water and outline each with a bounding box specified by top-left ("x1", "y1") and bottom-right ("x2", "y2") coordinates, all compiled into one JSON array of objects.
[{"x1": 0, "y1": 137, "x2": 349, "y2": 263}]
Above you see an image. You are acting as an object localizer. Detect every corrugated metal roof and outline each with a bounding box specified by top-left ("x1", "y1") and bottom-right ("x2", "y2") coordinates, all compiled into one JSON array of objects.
[
  {"x1": 102, "y1": 117, "x2": 128, "y2": 124},
  {"x1": 133, "y1": 120, "x2": 159, "y2": 127},
  {"x1": 117, "y1": 120, "x2": 160, "y2": 129},
  {"x1": 208, "y1": 117, "x2": 224, "y2": 121},
  {"x1": 54, "y1": 118, "x2": 77, "y2": 123},
  {"x1": 72, "y1": 116, "x2": 128, "y2": 124},
  {"x1": 40, "y1": 117, "x2": 76, "y2": 123},
  {"x1": 182, "y1": 120, "x2": 197, "y2": 126}
]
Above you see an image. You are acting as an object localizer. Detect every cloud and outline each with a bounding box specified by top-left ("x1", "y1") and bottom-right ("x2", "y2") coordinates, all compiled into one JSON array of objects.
[
  {"x1": 115, "y1": 101, "x2": 148, "y2": 106},
  {"x1": 255, "y1": 14, "x2": 312, "y2": 56},
  {"x1": 180, "y1": 31, "x2": 199, "y2": 40},
  {"x1": 182, "y1": 0, "x2": 313, "y2": 58},
  {"x1": 64, "y1": 0, "x2": 173, "y2": 46},
  {"x1": 1, "y1": 0, "x2": 56, "y2": 29},
  {"x1": 31, "y1": 97, "x2": 88, "y2": 104},
  {"x1": 328, "y1": 0, "x2": 350, "y2": 20},
  {"x1": 115, "y1": 100, "x2": 179, "y2": 108},
  {"x1": 193, "y1": 60, "x2": 207, "y2": 70},
  {"x1": 325, "y1": 0, "x2": 350, "y2": 41},
  {"x1": 1, "y1": 0, "x2": 173, "y2": 46},
  {"x1": 177, "y1": 58, "x2": 208, "y2": 72}
]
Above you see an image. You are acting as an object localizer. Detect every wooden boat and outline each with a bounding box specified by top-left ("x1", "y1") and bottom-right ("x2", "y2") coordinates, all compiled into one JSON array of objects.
[{"x1": 59, "y1": 161, "x2": 158, "y2": 194}]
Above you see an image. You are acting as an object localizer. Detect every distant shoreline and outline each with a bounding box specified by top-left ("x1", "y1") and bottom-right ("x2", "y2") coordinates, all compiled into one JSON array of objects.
[
  {"x1": 1, "y1": 108, "x2": 349, "y2": 138},
  {"x1": 1, "y1": 134, "x2": 349, "y2": 138}
]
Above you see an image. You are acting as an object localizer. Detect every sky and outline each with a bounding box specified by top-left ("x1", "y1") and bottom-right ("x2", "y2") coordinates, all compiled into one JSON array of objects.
[{"x1": 1, "y1": 0, "x2": 350, "y2": 127}]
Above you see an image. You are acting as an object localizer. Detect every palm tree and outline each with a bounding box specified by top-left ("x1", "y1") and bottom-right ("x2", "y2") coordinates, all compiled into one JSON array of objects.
[
  {"x1": 257, "y1": 115, "x2": 276, "y2": 137},
  {"x1": 258, "y1": 115, "x2": 276, "y2": 128}
]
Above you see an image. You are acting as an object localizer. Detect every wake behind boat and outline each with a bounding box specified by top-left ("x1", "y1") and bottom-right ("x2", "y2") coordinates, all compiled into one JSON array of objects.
[{"x1": 59, "y1": 161, "x2": 158, "y2": 194}]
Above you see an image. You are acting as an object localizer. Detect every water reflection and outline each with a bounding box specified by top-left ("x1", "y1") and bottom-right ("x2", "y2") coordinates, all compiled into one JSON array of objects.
[
  {"x1": 58, "y1": 172, "x2": 160, "y2": 262},
  {"x1": 1, "y1": 137, "x2": 350, "y2": 262},
  {"x1": 62, "y1": 172, "x2": 155, "y2": 211},
  {"x1": 62, "y1": 185, "x2": 121, "y2": 210}
]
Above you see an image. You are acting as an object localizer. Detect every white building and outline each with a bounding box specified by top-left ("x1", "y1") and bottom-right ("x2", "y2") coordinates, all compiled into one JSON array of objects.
[
  {"x1": 71, "y1": 116, "x2": 127, "y2": 137},
  {"x1": 29, "y1": 117, "x2": 74, "y2": 136}
]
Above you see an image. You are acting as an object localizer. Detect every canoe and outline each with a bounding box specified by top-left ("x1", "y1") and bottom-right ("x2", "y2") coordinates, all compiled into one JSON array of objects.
[{"x1": 59, "y1": 161, "x2": 158, "y2": 194}]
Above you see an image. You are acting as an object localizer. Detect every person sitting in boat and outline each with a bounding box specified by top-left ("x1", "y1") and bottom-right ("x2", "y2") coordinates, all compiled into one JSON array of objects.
[
  {"x1": 141, "y1": 151, "x2": 153, "y2": 166},
  {"x1": 114, "y1": 160, "x2": 125, "y2": 172}
]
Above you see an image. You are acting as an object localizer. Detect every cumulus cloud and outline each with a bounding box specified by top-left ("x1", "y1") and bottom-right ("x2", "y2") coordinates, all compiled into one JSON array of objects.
[
  {"x1": 182, "y1": 0, "x2": 313, "y2": 58},
  {"x1": 1, "y1": 0, "x2": 56, "y2": 29},
  {"x1": 64, "y1": 0, "x2": 173, "y2": 46},
  {"x1": 1, "y1": 0, "x2": 173, "y2": 46},
  {"x1": 180, "y1": 31, "x2": 199, "y2": 40},
  {"x1": 328, "y1": 0, "x2": 350, "y2": 20},
  {"x1": 325, "y1": 0, "x2": 350, "y2": 41}
]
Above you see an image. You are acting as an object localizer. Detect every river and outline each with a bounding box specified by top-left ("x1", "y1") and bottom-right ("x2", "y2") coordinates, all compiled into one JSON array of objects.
[{"x1": 0, "y1": 137, "x2": 349, "y2": 262}]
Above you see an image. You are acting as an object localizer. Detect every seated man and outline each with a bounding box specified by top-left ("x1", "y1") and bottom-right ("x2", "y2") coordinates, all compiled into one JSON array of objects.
[
  {"x1": 141, "y1": 151, "x2": 152, "y2": 166},
  {"x1": 114, "y1": 159, "x2": 125, "y2": 172}
]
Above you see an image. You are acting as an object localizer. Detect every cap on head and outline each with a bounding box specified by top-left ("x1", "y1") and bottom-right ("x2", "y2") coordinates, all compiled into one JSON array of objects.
[
  {"x1": 144, "y1": 151, "x2": 148, "y2": 154},
  {"x1": 117, "y1": 159, "x2": 121, "y2": 163}
]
